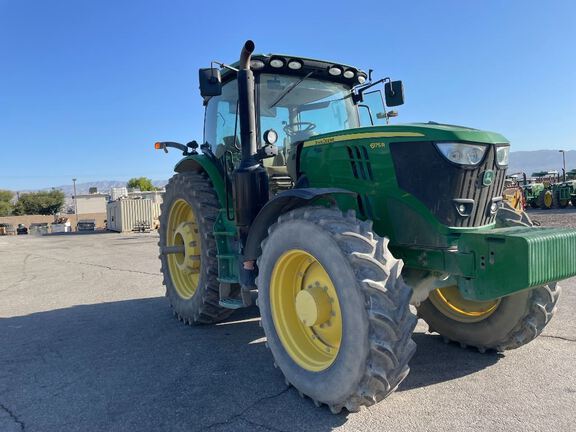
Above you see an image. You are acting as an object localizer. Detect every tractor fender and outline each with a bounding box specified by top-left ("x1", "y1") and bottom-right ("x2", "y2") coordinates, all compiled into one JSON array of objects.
[
  {"x1": 174, "y1": 155, "x2": 228, "y2": 208},
  {"x1": 243, "y1": 188, "x2": 356, "y2": 261}
]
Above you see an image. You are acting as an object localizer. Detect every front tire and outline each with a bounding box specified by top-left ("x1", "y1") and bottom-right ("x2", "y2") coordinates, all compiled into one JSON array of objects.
[
  {"x1": 417, "y1": 283, "x2": 560, "y2": 351},
  {"x1": 159, "y1": 172, "x2": 234, "y2": 324},
  {"x1": 417, "y1": 207, "x2": 561, "y2": 352},
  {"x1": 257, "y1": 207, "x2": 416, "y2": 413}
]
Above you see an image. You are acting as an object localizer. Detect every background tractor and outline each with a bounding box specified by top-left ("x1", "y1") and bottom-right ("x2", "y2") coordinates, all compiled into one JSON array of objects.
[
  {"x1": 531, "y1": 180, "x2": 576, "y2": 209},
  {"x1": 155, "y1": 40, "x2": 576, "y2": 413},
  {"x1": 523, "y1": 181, "x2": 544, "y2": 208},
  {"x1": 526, "y1": 171, "x2": 576, "y2": 210},
  {"x1": 552, "y1": 180, "x2": 576, "y2": 208}
]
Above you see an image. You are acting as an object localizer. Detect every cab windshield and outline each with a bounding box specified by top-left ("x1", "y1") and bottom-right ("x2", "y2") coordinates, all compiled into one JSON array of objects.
[
  {"x1": 258, "y1": 74, "x2": 359, "y2": 146},
  {"x1": 203, "y1": 74, "x2": 361, "y2": 157}
]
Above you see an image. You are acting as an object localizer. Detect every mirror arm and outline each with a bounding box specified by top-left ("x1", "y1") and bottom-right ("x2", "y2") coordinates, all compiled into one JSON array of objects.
[
  {"x1": 212, "y1": 61, "x2": 239, "y2": 73},
  {"x1": 352, "y1": 77, "x2": 389, "y2": 104}
]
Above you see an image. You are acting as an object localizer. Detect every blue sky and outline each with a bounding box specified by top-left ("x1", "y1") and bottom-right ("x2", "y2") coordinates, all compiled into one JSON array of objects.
[{"x1": 1, "y1": 0, "x2": 575, "y2": 190}]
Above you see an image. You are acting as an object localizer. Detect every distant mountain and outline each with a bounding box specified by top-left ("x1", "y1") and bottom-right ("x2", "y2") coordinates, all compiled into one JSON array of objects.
[{"x1": 509, "y1": 150, "x2": 576, "y2": 177}]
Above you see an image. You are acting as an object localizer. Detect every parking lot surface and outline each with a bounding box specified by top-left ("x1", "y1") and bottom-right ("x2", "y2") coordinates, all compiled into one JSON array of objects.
[{"x1": 1, "y1": 220, "x2": 575, "y2": 431}]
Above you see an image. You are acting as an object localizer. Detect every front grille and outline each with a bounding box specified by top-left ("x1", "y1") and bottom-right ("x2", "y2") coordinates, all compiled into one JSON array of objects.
[{"x1": 390, "y1": 142, "x2": 506, "y2": 227}]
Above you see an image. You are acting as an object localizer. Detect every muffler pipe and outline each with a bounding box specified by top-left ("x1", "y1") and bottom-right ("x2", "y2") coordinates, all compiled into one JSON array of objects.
[
  {"x1": 239, "y1": 40, "x2": 255, "y2": 71},
  {"x1": 237, "y1": 40, "x2": 257, "y2": 166},
  {"x1": 233, "y1": 40, "x2": 269, "y2": 239}
]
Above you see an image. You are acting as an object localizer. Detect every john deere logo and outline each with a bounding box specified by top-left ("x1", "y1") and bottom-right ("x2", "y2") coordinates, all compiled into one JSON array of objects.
[{"x1": 482, "y1": 170, "x2": 495, "y2": 186}]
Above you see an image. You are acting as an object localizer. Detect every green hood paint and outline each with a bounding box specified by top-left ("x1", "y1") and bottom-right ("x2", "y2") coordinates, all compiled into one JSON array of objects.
[{"x1": 302, "y1": 123, "x2": 509, "y2": 147}]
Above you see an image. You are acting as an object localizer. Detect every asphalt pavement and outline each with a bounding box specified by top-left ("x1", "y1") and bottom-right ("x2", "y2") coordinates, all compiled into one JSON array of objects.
[{"x1": 1, "y1": 232, "x2": 575, "y2": 432}]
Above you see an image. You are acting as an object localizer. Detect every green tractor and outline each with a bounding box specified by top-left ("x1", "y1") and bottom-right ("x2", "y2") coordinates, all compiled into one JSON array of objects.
[
  {"x1": 523, "y1": 182, "x2": 545, "y2": 208},
  {"x1": 532, "y1": 180, "x2": 576, "y2": 209},
  {"x1": 552, "y1": 180, "x2": 576, "y2": 208},
  {"x1": 155, "y1": 40, "x2": 576, "y2": 413}
]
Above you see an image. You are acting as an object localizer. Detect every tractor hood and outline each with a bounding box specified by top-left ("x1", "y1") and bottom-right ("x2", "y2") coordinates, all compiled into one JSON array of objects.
[
  {"x1": 302, "y1": 123, "x2": 509, "y2": 149},
  {"x1": 299, "y1": 121, "x2": 511, "y2": 236}
]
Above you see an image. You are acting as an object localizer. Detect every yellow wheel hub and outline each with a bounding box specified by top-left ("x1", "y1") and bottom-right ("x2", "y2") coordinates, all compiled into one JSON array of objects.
[
  {"x1": 429, "y1": 285, "x2": 500, "y2": 323},
  {"x1": 544, "y1": 191, "x2": 553, "y2": 208},
  {"x1": 270, "y1": 249, "x2": 342, "y2": 372},
  {"x1": 295, "y1": 286, "x2": 332, "y2": 327},
  {"x1": 167, "y1": 199, "x2": 201, "y2": 299}
]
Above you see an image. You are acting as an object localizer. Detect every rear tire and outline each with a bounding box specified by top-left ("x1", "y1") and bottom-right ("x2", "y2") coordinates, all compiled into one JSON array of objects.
[
  {"x1": 257, "y1": 207, "x2": 416, "y2": 413},
  {"x1": 537, "y1": 190, "x2": 553, "y2": 209},
  {"x1": 159, "y1": 172, "x2": 235, "y2": 324}
]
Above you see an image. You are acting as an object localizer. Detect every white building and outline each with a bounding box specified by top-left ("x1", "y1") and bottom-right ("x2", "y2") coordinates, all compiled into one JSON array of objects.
[
  {"x1": 110, "y1": 187, "x2": 129, "y2": 201},
  {"x1": 127, "y1": 190, "x2": 164, "y2": 204},
  {"x1": 75, "y1": 194, "x2": 108, "y2": 214}
]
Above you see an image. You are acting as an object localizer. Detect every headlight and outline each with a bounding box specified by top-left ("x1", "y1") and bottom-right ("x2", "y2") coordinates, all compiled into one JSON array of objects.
[
  {"x1": 496, "y1": 145, "x2": 510, "y2": 166},
  {"x1": 436, "y1": 143, "x2": 487, "y2": 166},
  {"x1": 328, "y1": 66, "x2": 342, "y2": 76},
  {"x1": 343, "y1": 69, "x2": 355, "y2": 79},
  {"x1": 270, "y1": 58, "x2": 284, "y2": 68},
  {"x1": 250, "y1": 59, "x2": 265, "y2": 70},
  {"x1": 288, "y1": 60, "x2": 303, "y2": 70}
]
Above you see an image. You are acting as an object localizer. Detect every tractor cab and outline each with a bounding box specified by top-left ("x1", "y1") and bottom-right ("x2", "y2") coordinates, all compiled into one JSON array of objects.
[{"x1": 200, "y1": 54, "x2": 402, "y2": 190}]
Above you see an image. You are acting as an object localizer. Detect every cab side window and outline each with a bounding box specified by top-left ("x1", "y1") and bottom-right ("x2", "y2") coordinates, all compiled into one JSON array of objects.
[
  {"x1": 358, "y1": 90, "x2": 387, "y2": 127},
  {"x1": 204, "y1": 80, "x2": 239, "y2": 156}
]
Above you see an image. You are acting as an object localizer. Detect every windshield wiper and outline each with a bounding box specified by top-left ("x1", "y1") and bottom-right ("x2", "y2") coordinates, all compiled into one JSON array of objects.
[{"x1": 269, "y1": 71, "x2": 314, "y2": 108}]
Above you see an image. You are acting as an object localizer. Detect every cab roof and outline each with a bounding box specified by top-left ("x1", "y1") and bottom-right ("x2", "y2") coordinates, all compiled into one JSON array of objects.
[{"x1": 219, "y1": 53, "x2": 367, "y2": 87}]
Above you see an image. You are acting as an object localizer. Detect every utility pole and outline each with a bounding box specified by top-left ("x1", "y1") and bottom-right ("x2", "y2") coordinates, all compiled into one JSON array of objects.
[
  {"x1": 72, "y1": 178, "x2": 78, "y2": 230},
  {"x1": 559, "y1": 150, "x2": 566, "y2": 181}
]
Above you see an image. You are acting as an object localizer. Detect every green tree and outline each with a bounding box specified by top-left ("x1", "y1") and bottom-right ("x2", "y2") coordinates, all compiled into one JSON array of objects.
[
  {"x1": 127, "y1": 177, "x2": 155, "y2": 191},
  {"x1": 0, "y1": 189, "x2": 14, "y2": 216},
  {"x1": 0, "y1": 202, "x2": 12, "y2": 216},
  {"x1": 13, "y1": 190, "x2": 65, "y2": 215}
]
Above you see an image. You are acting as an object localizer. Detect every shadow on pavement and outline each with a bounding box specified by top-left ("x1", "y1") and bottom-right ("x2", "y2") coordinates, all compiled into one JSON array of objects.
[
  {"x1": 0, "y1": 298, "x2": 500, "y2": 431},
  {"x1": 46, "y1": 230, "x2": 119, "y2": 236},
  {"x1": 399, "y1": 333, "x2": 501, "y2": 392}
]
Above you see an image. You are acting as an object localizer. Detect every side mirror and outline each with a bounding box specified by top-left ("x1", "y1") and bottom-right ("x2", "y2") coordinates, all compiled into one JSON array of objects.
[
  {"x1": 384, "y1": 80, "x2": 405, "y2": 107},
  {"x1": 199, "y1": 68, "x2": 222, "y2": 97}
]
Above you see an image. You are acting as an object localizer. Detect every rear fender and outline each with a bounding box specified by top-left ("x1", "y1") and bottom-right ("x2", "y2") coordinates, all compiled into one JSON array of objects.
[{"x1": 175, "y1": 155, "x2": 228, "y2": 208}]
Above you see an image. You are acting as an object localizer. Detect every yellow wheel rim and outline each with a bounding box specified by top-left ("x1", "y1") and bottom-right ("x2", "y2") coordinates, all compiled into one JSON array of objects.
[
  {"x1": 429, "y1": 286, "x2": 500, "y2": 323},
  {"x1": 512, "y1": 190, "x2": 523, "y2": 211},
  {"x1": 270, "y1": 249, "x2": 342, "y2": 372},
  {"x1": 544, "y1": 191, "x2": 553, "y2": 208},
  {"x1": 166, "y1": 199, "x2": 202, "y2": 299}
]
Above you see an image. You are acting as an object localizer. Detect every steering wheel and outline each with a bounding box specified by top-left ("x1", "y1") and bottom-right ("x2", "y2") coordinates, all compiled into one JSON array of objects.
[{"x1": 283, "y1": 122, "x2": 316, "y2": 137}]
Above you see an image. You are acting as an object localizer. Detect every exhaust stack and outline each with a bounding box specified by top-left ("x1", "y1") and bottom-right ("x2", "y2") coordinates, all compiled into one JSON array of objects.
[
  {"x1": 237, "y1": 40, "x2": 257, "y2": 166},
  {"x1": 233, "y1": 40, "x2": 269, "y2": 245}
]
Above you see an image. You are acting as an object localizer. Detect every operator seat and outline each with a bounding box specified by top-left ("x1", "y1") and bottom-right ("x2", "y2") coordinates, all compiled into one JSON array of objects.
[
  {"x1": 263, "y1": 140, "x2": 292, "y2": 194},
  {"x1": 214, "y1": 136, "x2": 240, "y2": 159}
]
